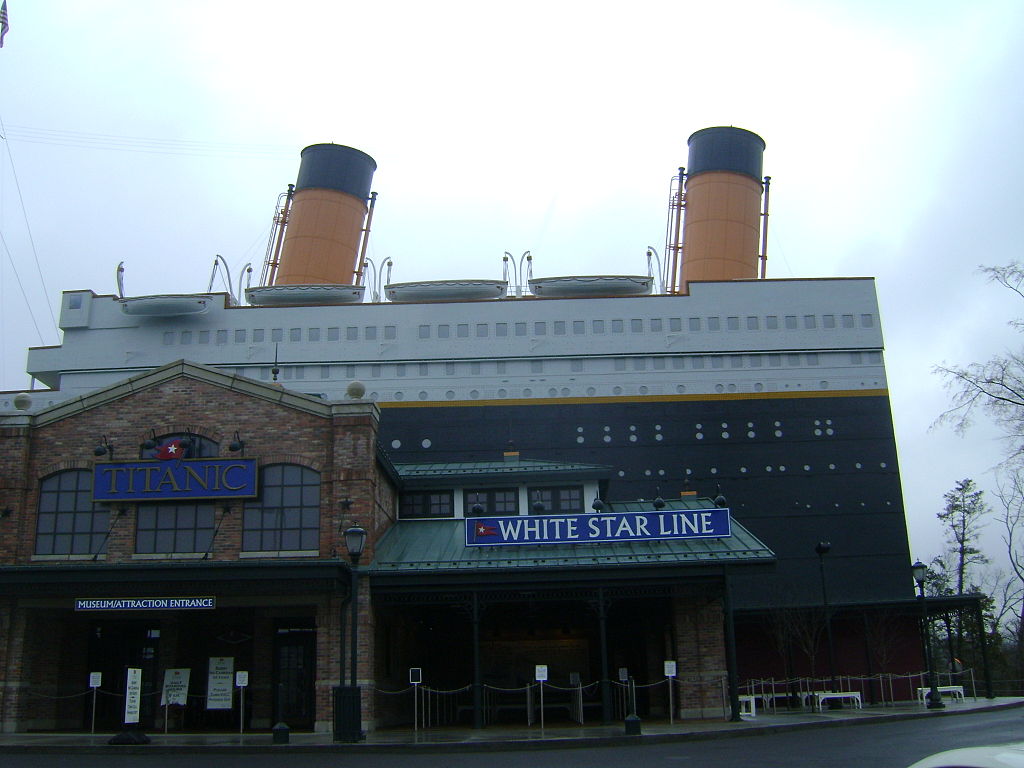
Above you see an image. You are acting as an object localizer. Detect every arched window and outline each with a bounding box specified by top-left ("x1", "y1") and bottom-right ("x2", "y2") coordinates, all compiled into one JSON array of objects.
[
  {"x1": 36, "y1": 470, "x2": 110, "y2": 555},
  {"x1": 243, "y1": 464, "x2": 320, "y2": 552}
]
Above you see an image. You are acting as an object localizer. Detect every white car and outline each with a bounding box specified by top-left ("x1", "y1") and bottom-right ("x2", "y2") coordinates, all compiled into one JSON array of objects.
[{"x1": 908, "y1": 743, "x2": 1024, "y2": 767}]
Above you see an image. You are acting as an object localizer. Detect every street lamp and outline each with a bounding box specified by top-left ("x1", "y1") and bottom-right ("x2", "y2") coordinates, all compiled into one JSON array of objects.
[
  {"x1": 912, "y1": 560, "x2": 945, "y2": 710},
  {"x1": 344, "y1": 526, "x2": 367, "y2": 687},
  {"x1": 815, "y1": 541, "x2": 840, "y2": 705},
  {"x1": 334, "y1": 524, "x2": 367, "y2": 741}
]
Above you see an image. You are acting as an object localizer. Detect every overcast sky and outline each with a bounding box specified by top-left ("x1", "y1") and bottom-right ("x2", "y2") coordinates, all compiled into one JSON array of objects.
[{"x1": 2, "y1": 1, "x2": 1023, "y2": 574}]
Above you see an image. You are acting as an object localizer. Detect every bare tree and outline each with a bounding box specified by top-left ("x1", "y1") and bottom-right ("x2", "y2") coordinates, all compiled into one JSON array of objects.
[{"x1": 935, "y1": 263, "x2": 1024, "y2": 463}]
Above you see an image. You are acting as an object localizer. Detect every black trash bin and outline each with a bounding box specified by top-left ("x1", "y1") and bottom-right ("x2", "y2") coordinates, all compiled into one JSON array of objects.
[{"x1": 333, "y1": 685, "x2": 363, "y2": 742}]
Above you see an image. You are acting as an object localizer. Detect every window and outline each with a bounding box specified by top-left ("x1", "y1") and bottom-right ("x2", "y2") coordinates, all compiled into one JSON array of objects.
[
  {"x1": 454, "y1": 324, "x2": 467, "y2": 338},
  {"x1": 328, "y1": 327, "x2": 341, "y2": 341},
  {"x1": 465, "y1": 488, "x2": 518, "y2": 516},
  {"x1": 592, "y1": 319, "x2": 605, "y2": 334},
  {"x1": 400, "y1": 491, "x2": 454, "y2": 519},
  {"x1": 571, "y1": 359, "x2": 584, "y2": 372},
  {"x1": 689, "y1": 317, "x2": 701, "y2": 332},
  {"x1": 707, "y1": 317, "x2": 721, "y2": 331},
  {"x1": 445, "y1": 362, "x2": 456, "y2": 376},
  {"x1": 243, "y1": 465, "x2": 320, "y2": 551},
  {"x1": 553, "y1": 321, "x2": 566, "y2": 336},
  {"x1": 198, "y1": 330, "x2": 210, "y2": 344},
  {"x1": 163, "y1": 332, "x2": 175, "y2": 346},
  {"x1": 289, "y1": 328, "x2": 301, "y2": 342},
  {"x1": 308, "y1": 327, "x2": 321, "y2": 342},
  {"x1": 476, "y1": 323, "x2": 489, "y2": 338},
  {"x1": 496, "y1": 361, "x2": 507, "y2": 374},
  {"x1": 669, "y1": 318, "x2": 682, "y2": 332},
  {"x1": 271, "y1": 328, "x2": 283, "y2": 342},
  {"x1": 396, "y1": 364, "x2": 406, "y2": 377},
  {"x1": 35, "y1": 471, "x2": 109, "y2": 555},
  {"x1": 861, "y1": 314, "x2": 874, "y2": 328},
  {"x1": 136, "y1": 503, "x2": 214, "y2": 554},
  {"x1": 216, "y1": 330, "x2": 228, "y2": 344},
  {"x1": 365, "y1": 326, "x2": 378, "y2": 341},
  {"x1": 346, "y1": 327, "x2": 359, "y2": 341},
  {"x1": 611, "y1": 319, "x2": 624, "y2": 333},
  {"x1": 181, "y1": 331, "x2": 192, "y2": 345},
  {"x1": 527, "y1": 486, "x2": 583, "y2": 514},
  {"x1": 530, "y1": 361, "x2": 543, "y2": 373},
  {"x1": 631, "y1": 319, "x2": 644, "y2": 333},
  {"x1": 614, "y1": 359, "x2": 627, "y2": 371},
  {"x1": 746, "y1": 316, "x2": 759, "y2": 330},
  {"x1": 253, "y1": 329, "x2": 265, "y2": 342},
  {"x1": 766, "y1": 316, "x2": 778, "y2": 330},
  {"x1": 418, "y1": 325, "x2": 430, "y2": 339},
  {"x1": 804, "y1": 315, "x2": 817, "y2": 329},
  {"x1": 573, "y1": 320, "x2": 585, "y2": 335},
  {"x1": 235, "y1": 329, "x2": 247, "y2": 343},
  {"x1": 534, "y1": 322, "x2": 547, "y2": 336},
  {"x1": 842, "y1": 314, "x2": 855, "y2": 328},
  {"x1": 651, "y1": 318, "x2": 663, "y2": 332},
  {"x1": 438, "y1": 325, "x2": 450, "y2": 339},
  {"x1": 419, "y1": 363, "x2": 429, "y2": 376},
  {"x1": 727, "y1": 317, "x2": 739, "y2": 331},
  {"x1": 384, "y1": 325, "x2": 397, "y2": 340},
  {"x1": 823, "y1": 315, "x2": 836, "y2": 329},
  {"x1": 784, "y1": 316, "x2": 797, "y2": 329},
  {"x1": 633, "y1": 358, "x2": 647, "y2": 371},
  {"x1": 515, "y1": 322, "x2": 527, "y2": 336},
  {"x1": 496, "y1": 323, "x2": 508, "y2": 337}
]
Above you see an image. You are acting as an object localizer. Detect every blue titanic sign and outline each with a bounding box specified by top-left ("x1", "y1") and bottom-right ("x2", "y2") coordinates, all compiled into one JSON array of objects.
[
  {"x1": 93, "y1": 459, "x2": 258, "y2": 503},
  {"x1": 465, "y1": 508, "x2": 731, "y2": 547}
]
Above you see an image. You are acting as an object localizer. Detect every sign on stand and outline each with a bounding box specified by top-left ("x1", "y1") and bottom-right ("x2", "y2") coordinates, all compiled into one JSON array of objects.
[
  {"x1": 206, "y1": 657, "x2": 234, "y2": 710},
  {"x1": 664, "y1": 660, "x2": 678, "y2": 724},
  {"x1": 89, "y1": 672, "x2": 102, "y2": 734},
  {"x1": 535, "y1": 665, "x2": 548, "y2": 731},
  {"x1": 124, "y1": 668, "x2": 142, "y2": 725},
  {"x1": 409, "y1": 668, "x2": 422, "y2": 733},
  {"x1": 235, "y1": 671, "x2": 249, "y2": 734},
  {"x1": 161, "y1": 668, "x2": 191, "y2": 734}
]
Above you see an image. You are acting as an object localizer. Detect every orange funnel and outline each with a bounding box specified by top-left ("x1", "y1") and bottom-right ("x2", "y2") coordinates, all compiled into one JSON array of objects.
[
  {"x1": 275, "y1": 144, "x2": 377, "y2": 286},
  {"x1": 678, "y1": 127, "x2": 765, "y2": 290}
]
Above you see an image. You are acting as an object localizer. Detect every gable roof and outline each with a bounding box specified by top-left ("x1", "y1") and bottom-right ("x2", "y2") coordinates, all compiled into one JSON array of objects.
[{"x1": 3, "y1": 359, "x2": 378, "y2": 427}]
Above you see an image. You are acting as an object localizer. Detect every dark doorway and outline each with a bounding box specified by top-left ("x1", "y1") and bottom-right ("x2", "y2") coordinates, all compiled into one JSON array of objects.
[
  {"x1": 86, "y1": 621, "x2": 161, "y2": 730},
  {"x1": 273, "y1": 626, "x2": 316, "y2": 729}
]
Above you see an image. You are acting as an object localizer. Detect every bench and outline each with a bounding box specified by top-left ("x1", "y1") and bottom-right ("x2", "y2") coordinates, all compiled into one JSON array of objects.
[
  {"x1": 810, "y1": 691, "x2": 862, "y2": 711},
  {"x1": 738, "y1": 694, "x2": 757, "y2": 717},
  {"x1": 916, "y1": 685, "x2": 965, "y2": 704}
]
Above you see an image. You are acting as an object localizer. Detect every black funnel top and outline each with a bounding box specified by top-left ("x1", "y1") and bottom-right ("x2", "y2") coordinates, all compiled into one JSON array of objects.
[
  {"x1": 295, "y1": 144, "x2": 377, "y2": 200},
  {"x1": 686, "y1": 127, "x2": 765, "y2": 181}
]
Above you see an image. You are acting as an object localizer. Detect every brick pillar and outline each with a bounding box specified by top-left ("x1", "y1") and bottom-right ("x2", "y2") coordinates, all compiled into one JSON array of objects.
[
  {"x1": 315, "y1": 596, "x2": 343, "y2": 733},
  {"x1": 672, "y1": 594, "x2": 726, "y2": 719}
]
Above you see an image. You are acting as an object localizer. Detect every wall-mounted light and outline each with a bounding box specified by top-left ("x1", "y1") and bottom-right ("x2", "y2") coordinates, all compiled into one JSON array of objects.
[
  {"x1": 228, "y1": 431, "x2": 245, "y2": 455},
  {"x1": 1, "y1": 507, "x2": 12, "y2": 518},
  {"x1": 340, "y1": 496, "x2": 353, "y2": 512},
  {"x1": 591, "y1": 498, "x2": 605, "y2": 512},
  {"x1": 142, "y1": 429, "x2": 158, "y2": 450},
  {"x1": 93, "y1": 435, "x2": 115, "y2": 459}
]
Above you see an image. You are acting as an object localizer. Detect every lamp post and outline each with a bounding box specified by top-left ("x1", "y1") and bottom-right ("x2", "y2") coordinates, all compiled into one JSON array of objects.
[
  {"x1": 912, "y1": 560, "x2": 945, "y2": 710},
  {"x1": 334, "y1": 524, "x2": 367, "y2": 741},
  {"x1": 815, "y1": 541, "x2": 840, "y2": 705}
]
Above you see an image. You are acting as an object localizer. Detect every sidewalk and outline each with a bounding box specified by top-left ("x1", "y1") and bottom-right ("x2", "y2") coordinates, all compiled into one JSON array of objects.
[{"x1": 1, "y1": 697, "x2": 1021, "y2": 754}]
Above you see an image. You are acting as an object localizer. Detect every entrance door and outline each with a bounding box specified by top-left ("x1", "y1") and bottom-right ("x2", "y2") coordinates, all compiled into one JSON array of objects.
[
  {"x1": 273, "y1": 628, "x2": 315, "y2": 729},
  {"x1": 86, "y1": 621, "x2": 161, "y2": 730}
]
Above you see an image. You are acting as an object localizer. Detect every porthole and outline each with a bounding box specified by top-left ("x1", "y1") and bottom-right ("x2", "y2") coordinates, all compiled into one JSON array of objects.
[
  {"x1": 421, "y1": 439, "x2": 432, "y2": 448},
  {"x1": 391, "y1": 440, "x2": 402, "y2": 449}
]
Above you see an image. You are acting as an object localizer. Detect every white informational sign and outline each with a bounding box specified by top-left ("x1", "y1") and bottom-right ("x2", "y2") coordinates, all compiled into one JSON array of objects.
[
  {"x1": 235, "y1": 671, "x2": 249, "y2": 688},
  {"x1": 89, "y1": 672, "x2": 102, "y2": 689},
  {"x1": 535, "y1": 665, "x2": 548, "y2": 682},
  {"x1": 206, "y1": 657, "x2": 234, "y2": 710},
  {"x1": 409, "y1": 667, "x2": 422, "y2": 685},
  {"x1": 124, "y1": 668, "x2": 142, "y2": 724},
  {"x1": 664, "y1": 660, "x2": 678, "y2": 677},
  {"x1": 618, "y1": 667, "x2": 629, "y2": 682},
  {"x1": 161, "y1": 668, "x2": 191, "y2": 706}
]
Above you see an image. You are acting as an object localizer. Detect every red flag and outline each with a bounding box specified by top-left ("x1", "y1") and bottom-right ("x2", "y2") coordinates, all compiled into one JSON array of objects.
[
  {"x1": 155, "y1": 439, "x2": 184, "y2": 460},
  {"x1": 474, "y1": 522, "x2": 497, "y2": 537},
  {"x1": 0, "y1": 2, "x2": 9, "y2": 49}
]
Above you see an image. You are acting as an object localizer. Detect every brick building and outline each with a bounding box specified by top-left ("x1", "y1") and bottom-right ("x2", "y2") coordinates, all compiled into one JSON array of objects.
[{"x1": 0, "y1": 359, "x2": 774, "y2": 734}]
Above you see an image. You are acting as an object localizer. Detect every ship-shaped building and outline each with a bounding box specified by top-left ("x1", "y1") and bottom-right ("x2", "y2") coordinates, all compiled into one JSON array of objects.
[{"x1": 0, "y1": 128, "x2": 948, "y2": 735}]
